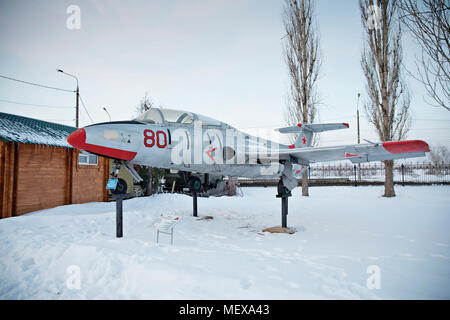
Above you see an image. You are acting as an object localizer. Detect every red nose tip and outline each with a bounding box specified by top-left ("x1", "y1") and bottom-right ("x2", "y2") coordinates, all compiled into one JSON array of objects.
[{"x1": 67, "y1": 128, "x2": 86, "y2": 149}]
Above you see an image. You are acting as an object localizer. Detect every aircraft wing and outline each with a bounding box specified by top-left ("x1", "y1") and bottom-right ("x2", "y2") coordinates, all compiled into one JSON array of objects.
[{"x1": 248, "y1": 140, "x2": 430, "y2": 164}]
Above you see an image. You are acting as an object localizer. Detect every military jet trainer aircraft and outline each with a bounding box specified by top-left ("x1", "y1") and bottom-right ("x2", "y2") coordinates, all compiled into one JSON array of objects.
[{"x1": 67, "y1": 107, "x2": 430, "y2": 199}]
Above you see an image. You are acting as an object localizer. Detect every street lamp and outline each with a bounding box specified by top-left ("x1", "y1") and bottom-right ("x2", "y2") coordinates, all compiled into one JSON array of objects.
[
  {"x1": 57, "y1": 69, "x2": 79, "y2": 127},
  {"x1": 356, "y1": 93, "x2": 361, "y2": 144},
  {"x1": 103, "y1": 107, "x2": 111, "y2": 122},
  {"x1": 356, "y1": 93, "x2": 361, "y2": 182}
]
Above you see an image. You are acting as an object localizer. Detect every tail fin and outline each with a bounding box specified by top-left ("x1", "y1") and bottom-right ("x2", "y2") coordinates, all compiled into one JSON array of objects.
[{"x1": 277, "y1": 123, "x2": 349, "y2": 148}]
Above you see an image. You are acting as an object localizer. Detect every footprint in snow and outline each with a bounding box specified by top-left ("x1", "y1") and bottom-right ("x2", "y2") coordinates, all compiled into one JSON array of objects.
[
  {"x1": 435, "y1": 242, "x2": 449, "y2": 247},
  {"x1": 211, "y1": 235, "x2": 227, "y2": 240},
  {"x1": 21, "y1": 257, "x2": 35, "y2": 271},
  {"x1": 240, "y1": 278, "x2": 252, "y2": 290},
  {"x1": 399, "y1": 253, "x2": 413, "y2": 257},
  {"x1": 430, "y1": 254, "x2": 449, "y2": 259}
]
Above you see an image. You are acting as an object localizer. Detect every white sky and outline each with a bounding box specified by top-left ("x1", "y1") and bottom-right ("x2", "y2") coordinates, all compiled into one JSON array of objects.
[{"x1": 0, "y1": 0, "x2": 448, "y2": 148}]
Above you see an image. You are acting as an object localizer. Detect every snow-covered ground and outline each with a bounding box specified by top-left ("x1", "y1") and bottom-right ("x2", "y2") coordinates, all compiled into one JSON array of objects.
[{"x1": 0, "y1": 186, "x2": 449, "y2": 300}]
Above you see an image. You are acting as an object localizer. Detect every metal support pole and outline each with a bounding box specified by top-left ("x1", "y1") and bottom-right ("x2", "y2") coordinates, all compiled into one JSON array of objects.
[
  {"x1": 193, "y1": 192, "x2": 198, "y2": 217},
  {"x1": 75, "y1": 86, "x2": 79, "y2": 128},
  {"x1": 356, "y1": 93, "x2": 361, "y2": 182},
  {"x1": 354, "y1": 164, "x2": 357, "y2": 187},
  {"x1": 112, "y1": 193, "x2": 130, "y2": 238},
  {"x1": 401, "y1": 164, "x2": 405, "y2": 186},
  {"x1": 116, "y1": 197, "x2": 123, "y2": 238},
  {"x1": 357, "y1": 108, "x2": 360, "y2": 144},
  {"x1": 281, "y1": 196, "x2": 288, "y2": 228},
  {"x1": 57, "y1": 70, "x2": 79, "y2": 128}
]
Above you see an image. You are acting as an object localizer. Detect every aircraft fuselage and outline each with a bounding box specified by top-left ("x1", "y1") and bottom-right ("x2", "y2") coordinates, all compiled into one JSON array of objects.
[{"x1": 68, "y1": 120, "x2": 292, "y2": 179}]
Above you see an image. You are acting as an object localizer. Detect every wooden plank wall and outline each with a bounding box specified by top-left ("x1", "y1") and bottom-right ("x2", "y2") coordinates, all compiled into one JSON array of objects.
[
  {"x1": 0, "y1": 141, "x2": 15, "y2": 218},
  {"x1": 71, "y1": 150, "x2": 109, "y2": 204},
  {"x1": 0, "y1": 142, "x2": 109, "y2": 218},
  {"x1": 14, "y1": 143, "x2": 67, "y2": 215}
]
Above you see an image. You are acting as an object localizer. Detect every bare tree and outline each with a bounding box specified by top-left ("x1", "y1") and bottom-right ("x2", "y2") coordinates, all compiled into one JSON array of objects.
[
  {"x1": 428, "y1": 144, "x2": 450, "y2": 164},
  {"x1": 398, "y1": 0, "x2": 449, "y2": 111},
  {"x1": 428, "y1": 144, "x2": 450, "y2": 175},
  {"x1": 283, "y1": 0, "x2": 322, "y2": 196},
  {"x1": 135, "y1": 92, "x2": 153, "y2": 118},
  {"x1": 360, "y1": 0, "x2": 411, "y2": 197}
]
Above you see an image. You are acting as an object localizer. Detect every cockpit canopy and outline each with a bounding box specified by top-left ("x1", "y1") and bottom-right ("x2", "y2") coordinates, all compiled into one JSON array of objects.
[{"x1": 134, "y1": 107, "x2": 232, "y2": 128}]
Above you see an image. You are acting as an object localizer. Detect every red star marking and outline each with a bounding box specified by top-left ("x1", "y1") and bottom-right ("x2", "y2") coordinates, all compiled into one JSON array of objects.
[{"x1": 302, "y1": 136, "x2": 307, "y2": 145}]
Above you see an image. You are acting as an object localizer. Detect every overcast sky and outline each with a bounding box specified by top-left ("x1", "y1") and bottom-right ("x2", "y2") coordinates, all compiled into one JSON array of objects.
[{"x1": 0, "y1": 0, "x2": 448, "y2": 148}]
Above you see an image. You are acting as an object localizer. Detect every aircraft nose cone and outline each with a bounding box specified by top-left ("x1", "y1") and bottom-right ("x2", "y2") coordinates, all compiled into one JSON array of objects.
[{"x1": 67, "y1": 128, "x2": 86, "y2": 149}]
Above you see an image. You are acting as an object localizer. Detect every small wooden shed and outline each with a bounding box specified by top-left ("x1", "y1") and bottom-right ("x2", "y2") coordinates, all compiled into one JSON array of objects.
[{"x1": 0, "y1": 112, "x2": 110, "y2": 218}]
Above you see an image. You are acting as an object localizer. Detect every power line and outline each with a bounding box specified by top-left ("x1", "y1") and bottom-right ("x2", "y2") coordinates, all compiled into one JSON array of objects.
[
  {"x1": 359, "y1": 127, "x2": 450, "y2": 131},
  {"x1": 78, "y1": 94, "x2": 94, "y2": 123},
  {"x1": 356, "y1": 114, "x2": 450, "y2": 122},
  {"x1": 412, "y1": 119, "x2": 450, "y2": 122},
  {"x1": 409, "y1": 128, "x2": 450, "y2": 131},
  {"x1": 0, "y1": 98, "x2": 74, "y2": 109},
  {"x1": 45, "y1": 119, "x2": 75, "y2": 122},
  {"x1": 0, "y1": 74, "x2": 75, "y2": 93}
]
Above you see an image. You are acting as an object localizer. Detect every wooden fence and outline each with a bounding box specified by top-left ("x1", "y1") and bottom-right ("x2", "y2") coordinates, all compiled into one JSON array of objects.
[{"x1": 239, "y1": 162, "x2": 450, "y2": 187}]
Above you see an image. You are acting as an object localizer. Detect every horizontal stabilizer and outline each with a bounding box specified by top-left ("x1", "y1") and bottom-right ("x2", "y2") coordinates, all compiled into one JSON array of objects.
[
  {"x1": 277, "y1": 122, "x2": 350, "y2": 149},
  {"x1": 277, "y1": 123, "x2": 349, "y2": 134}
]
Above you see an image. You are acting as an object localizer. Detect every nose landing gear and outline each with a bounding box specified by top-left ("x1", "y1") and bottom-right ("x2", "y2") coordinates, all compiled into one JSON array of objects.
[
  {"x1": 113, "y1": 178, "x2": 128, "y2": 195},
  {"x1": 110, "y1": 160, "x2": 143, "y2": 195},
  {"x1": 110, "y1": 161, "x2": 127, "y2": 195}
]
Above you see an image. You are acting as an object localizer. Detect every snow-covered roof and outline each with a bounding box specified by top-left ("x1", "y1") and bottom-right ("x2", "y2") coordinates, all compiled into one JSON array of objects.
[{"x1": 0, "y1": 112, "x2": 76, "y2": 148}]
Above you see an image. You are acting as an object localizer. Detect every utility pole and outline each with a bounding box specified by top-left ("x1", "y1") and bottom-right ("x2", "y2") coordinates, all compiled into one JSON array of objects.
[
  {"x1": 357, "y1": 93, "x2": 361, "y2": 144},
  {"x1": 75, "y1": 84, "x2": 79, "y2": 127},
  {"x1": 357, "y1": 93, "x2": 361, "y2": 181},
  {"x1": 57, "y1": 69, "x2": 79, "y2": 127}
]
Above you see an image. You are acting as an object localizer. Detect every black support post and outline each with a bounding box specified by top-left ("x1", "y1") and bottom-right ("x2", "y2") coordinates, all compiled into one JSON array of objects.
[
  {"x1": 193, "y1": 192, "x2": 198, "y2": 217},
  {"x1": 116, "y1": 198, "x2": 123, "y2": 237},
  {"x1": 276, "y1": 184, "x2": 291, "y2": 228},
  {"x1": 112, "y1": 193, "x2": 130, "y2": 238},
  {"x1": 401, "y1": 164, "x2": 405, "y2": 186},
  {"x1": 354, "y1": 164, "x2": 357, "y2": 187},
  {"x1": 281, "y1": 196, "x2": 288, "y2": 228}
]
